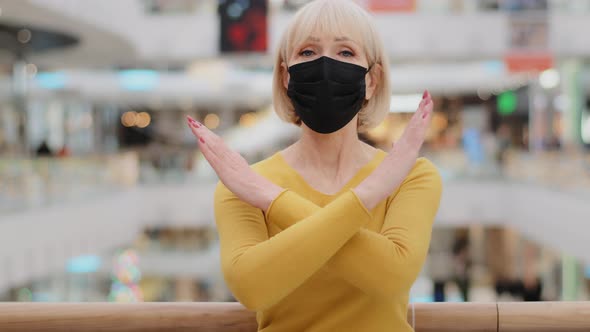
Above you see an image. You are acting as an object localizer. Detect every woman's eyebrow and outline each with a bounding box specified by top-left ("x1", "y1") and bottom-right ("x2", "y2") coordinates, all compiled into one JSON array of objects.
[{"x1": 335, "y1": 36, "x2": 359, "y2": 45}]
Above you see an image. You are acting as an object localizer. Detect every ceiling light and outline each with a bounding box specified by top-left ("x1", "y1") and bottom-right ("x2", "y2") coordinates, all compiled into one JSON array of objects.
[
  {"x1": 17, "y1": 29, "x2": 31, "y2": 43},
  {"x1": 539, "y1": 69, "x2": 559, "y2": 89}
]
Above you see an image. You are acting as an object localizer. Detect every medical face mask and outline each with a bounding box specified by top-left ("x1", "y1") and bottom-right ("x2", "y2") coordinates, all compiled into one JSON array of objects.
[{"x1": 287, "y1": 56, "x2": 368, "y2": 134}]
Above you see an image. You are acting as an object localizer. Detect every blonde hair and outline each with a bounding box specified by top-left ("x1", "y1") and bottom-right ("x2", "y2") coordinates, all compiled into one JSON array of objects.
[{"x1": 272, "y1": 0, "x2": 391, "y2": 133}]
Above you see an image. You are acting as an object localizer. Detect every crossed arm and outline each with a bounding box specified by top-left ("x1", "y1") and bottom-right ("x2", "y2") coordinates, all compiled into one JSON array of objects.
[{"x1": 214, "y1": 159, "x2": 442, "y2": 311}]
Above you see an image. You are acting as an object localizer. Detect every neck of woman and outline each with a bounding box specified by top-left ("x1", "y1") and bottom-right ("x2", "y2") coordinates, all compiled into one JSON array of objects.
[{"x1": 291, "y1": 120, "x2": 373, "y2": 176}]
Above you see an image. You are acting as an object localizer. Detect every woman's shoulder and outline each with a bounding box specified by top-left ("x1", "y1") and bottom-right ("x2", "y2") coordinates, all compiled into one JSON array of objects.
[
  {"x1": 412, "y1": 157, "x2": 441, "y2": 175},
  {"x1": 375, "y1": 150, "x2": 440, "y2": 181},
  {"x1": 407, "y1": 157, "x2": 442, "y2": 185},
  {"x1": 389, "y1": 156, "x2": 442, "y2": 197},
  {"x1": 215, "y1": 152, "x2": 284, "y2": 192},
  {"x1": 250, "y1": 152, "x2": 289, "y2": 178}
]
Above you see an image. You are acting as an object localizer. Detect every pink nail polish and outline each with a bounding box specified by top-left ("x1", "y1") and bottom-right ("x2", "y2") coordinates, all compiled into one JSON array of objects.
[
  {"x1": 199, "y1": 137, "x2": 205, "y2": 143},
  {"x1": 423, "y1": 91, "x2": 428, "y2": 99}
]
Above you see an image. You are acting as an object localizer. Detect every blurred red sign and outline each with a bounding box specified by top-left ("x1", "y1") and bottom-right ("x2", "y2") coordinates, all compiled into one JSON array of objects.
[
  {"x1": 504, "y1": 52, "x2": 553, "y2": 73},
  {"x1": 367, "y1": 0, "x2": 415, "y2": 12}
]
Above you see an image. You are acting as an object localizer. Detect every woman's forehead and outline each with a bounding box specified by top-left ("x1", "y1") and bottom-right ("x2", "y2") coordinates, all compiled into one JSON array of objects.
[
  {"x1": 305, "y1": 35, "x2": 356, "y2": 43},
  {"x1": 295, "y1": 30, "x2": 363, "y2": 47}
]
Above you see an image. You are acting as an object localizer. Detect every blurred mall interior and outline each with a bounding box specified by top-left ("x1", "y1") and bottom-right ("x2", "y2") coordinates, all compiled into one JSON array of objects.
[{"x1": 0, "y1": 0, "x2": 590, "y2": 305}]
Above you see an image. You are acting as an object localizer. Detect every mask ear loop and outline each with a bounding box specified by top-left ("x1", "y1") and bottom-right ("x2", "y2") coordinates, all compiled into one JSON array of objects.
[
  {"x1": 356, "y1": 63, "x2": 375, "y2": 131},
  {"x1": 357, "y1": 62, "x2": 376, "y2": 131}
]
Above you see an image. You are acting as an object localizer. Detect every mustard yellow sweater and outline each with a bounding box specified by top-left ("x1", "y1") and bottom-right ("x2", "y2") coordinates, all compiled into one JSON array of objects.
[{"x1": 214, "y1": 150, "x2": 442, "y2": 331}]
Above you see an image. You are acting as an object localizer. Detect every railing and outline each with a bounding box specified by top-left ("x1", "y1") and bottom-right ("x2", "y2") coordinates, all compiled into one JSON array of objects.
[{"x1": 0, "y1": 302, "x2": 589, "y2": 332}]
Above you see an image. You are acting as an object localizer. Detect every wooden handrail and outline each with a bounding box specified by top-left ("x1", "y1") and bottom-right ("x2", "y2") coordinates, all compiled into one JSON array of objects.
[
  {"x1": 498, "y1": 302, "x2": 590, "y2": 332},
  {"x1": 0, "y1": 301, "x2": 588, "y2": 332}
]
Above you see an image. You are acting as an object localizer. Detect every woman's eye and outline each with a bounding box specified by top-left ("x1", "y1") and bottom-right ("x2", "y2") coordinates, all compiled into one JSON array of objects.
[
  {"x1": 339, "y1": 50, "x2": 354, "y2": 57},
  {"x1": 300, "y1": 50, "x2": 315, "y2": 57}
]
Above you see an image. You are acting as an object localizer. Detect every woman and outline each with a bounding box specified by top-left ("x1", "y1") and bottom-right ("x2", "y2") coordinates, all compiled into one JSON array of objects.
[{"x1": 186, "y1": 0, "x2": 442, "y2": 330}]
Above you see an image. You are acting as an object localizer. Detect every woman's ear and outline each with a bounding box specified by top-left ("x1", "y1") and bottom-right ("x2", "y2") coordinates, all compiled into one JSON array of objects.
[
  {"x1": 281, "y1": 62, "x2": 290, "y2": 90},
  {"x1": 365, "y1": 63, "x2": 381, "y2": 100}
]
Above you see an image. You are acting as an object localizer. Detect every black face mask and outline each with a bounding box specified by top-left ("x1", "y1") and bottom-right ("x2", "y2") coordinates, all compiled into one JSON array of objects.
[{"x1": 287, "y1": 56, "x2": 368, "y2": 134}]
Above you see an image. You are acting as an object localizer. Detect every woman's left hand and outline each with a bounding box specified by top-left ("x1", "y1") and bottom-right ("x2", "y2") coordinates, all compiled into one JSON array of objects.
[{"x1": 186, "y1": 116, "x2": 283, "y2": 212}]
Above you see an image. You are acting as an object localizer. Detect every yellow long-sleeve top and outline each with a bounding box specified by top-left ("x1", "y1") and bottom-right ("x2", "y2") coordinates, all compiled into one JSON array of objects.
[{"x1": 214, "y1": 150, "x2": 442, "y2": 331}]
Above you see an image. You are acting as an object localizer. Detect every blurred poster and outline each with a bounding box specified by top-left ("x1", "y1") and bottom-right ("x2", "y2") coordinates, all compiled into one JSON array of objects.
[
  {"x1": 508, "y1": 16, "x2": 548, "y2": 50},
  {"x1": 504, "y1": 53, "x2": 553, "y2": 73},
  {"x1": 365, "y1": 0, "x2": 416, "y2": 12},
  {"x1": 218, "y1": 0, "x2": 268, "y2": 53},
  {"x1": 143, "y1": 0, "x2": 199, "y2": 14},
  {"x1": 503, "y1": 1, "x2": 552, "y2": 73},
  {"x1": 498, "y1": 0, "x2": 547, "y2": 11}
]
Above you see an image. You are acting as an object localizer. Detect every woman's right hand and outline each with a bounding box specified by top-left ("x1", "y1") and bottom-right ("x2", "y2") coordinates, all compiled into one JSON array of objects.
[{"x1": 354, "y1": 91, "x2": 433, "y2": 210}]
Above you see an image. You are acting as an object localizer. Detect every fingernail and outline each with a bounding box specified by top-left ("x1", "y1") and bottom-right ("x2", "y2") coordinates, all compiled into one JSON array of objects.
[
  {"x1": 195, "y1": 121, "x2": 202, "y2": 128},
  {"x1": 423, "y1": 90, "x2": 428, "y2": 99},
  {"x1": 199, "y1": 137, "x2": 205, "y2": 143}
]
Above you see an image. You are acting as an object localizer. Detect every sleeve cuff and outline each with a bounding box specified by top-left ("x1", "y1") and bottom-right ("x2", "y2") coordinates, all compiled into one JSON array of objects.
[
  {"x1": 348, "y1": 189, "x2": 373, "y2": 219},
  {"x1": 264, "y1": 188, "x2": 291, "y2": 220}
]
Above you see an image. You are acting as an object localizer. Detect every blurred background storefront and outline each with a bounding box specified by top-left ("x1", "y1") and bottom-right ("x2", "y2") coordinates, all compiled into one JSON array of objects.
[{"x1": 1, "y1": 0, "x2": 590, "y2": 304}]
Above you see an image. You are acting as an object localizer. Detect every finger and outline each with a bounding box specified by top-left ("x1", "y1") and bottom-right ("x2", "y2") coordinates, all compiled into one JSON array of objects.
[
  {"x1": 186, "y1": 120, "x2": 214, "y2": 162},
  {"x1": 187, "y1": 117, "x2": 204, "y2": 140},
  {"x1": 191, "y1": 124, "x2": 225, "y2": 162},
  {"x1": 420, "y1": 91, "x2": 432, "y2": 112},
  {"x1": 186, "y1": 116, "x2": 244, "y2": 174},
  {"x1": 187, "y1": 124, "x2": 218, "y2": 163},
  {"x1": 422, "y1": 98, "x2": 433, "y2": 119},
  {"x1": 187, "y1": 116, "x2": 221, "y2": 146},
  {"x1": 193, "y1": 128, "x2": 224, "y2": 173},
  {"x1": 185, "y1": 117, "x2": 219, "y2": 164},
  {"x1": 187, "y1": 118, "x2": 233, "y2": 175},
  {"x1": 411, "y1": 97, "x2": 428, "y2": 124},
  {"x1": 416, "y1": 91, "x2": 431, "y2": 115}
]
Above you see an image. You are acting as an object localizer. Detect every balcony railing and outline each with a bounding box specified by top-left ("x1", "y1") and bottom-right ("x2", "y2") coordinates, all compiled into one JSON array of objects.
[{"x1": 0, "y1": 301, "x2": 588, "y2": 332}]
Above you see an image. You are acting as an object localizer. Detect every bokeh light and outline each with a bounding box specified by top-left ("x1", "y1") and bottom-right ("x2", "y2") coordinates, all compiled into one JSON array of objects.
[
  {"x1": 17, "y1": 29, "x2": 31, "y2": 43},
  {"x1": 135, "y1": 112, "x2": 151, "y2": 128},
  {"x1": 204, "y1": 113, "x2": 220, "y2": 129},
  {"x1": 121, "y1": 111, "x2": 137, "y2": 127},
  {"x1": 239, "y1": 112, "x2": 257, "y2": 127}
]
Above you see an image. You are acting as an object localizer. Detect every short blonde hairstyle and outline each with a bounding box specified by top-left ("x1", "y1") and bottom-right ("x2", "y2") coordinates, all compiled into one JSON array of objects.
[{"x1": 272, "y1": 0, "x2": 391, "y2": 133}]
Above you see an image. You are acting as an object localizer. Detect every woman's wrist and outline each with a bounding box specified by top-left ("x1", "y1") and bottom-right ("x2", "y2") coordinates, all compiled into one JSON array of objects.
[
  {"x1": 255, "y1": 177, "x2": 284, "y2": 213},
  {"x1": 355, "y1": 149, "x2": 418, "y2": 210},
  {"x1": 352, "y1": 183, "x2": 379, "y2": 211}
]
